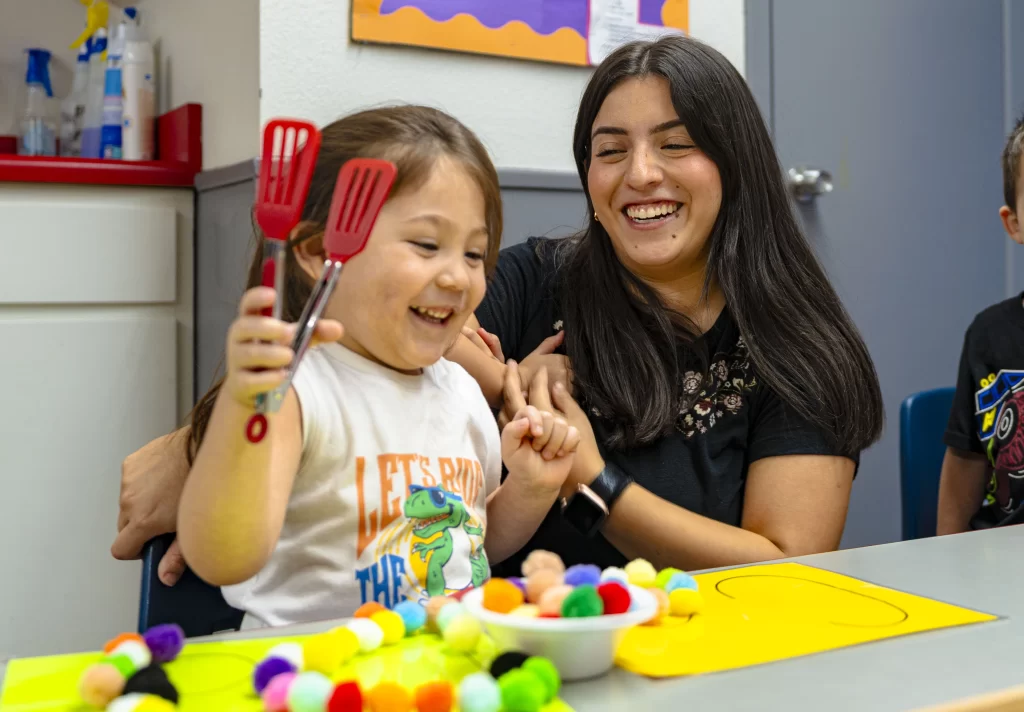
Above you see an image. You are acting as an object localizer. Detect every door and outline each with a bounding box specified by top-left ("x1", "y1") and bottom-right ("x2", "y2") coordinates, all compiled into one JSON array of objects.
[{"x1": 754, "y1": 1, "x2": 1008, "y2": 547}]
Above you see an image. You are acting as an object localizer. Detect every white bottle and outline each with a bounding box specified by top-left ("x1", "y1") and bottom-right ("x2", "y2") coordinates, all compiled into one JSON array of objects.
[
  {"x1": 100, "y1": 14, "x2": 128, "y2": 159},
  {"x1": 80, "y1": 29, "x2": 108, "y2": 159},
  {"x1": 121, "y1": 8, "x2": 155, "y2": 161},
  {"x1": 60, "y1": 41, "x2": 91, "y2": 157}
]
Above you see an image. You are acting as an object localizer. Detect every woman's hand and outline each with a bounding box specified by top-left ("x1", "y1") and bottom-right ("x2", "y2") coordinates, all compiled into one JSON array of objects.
[{"x1": 460, "y1": 325, "x2": 505, "y2": 363}]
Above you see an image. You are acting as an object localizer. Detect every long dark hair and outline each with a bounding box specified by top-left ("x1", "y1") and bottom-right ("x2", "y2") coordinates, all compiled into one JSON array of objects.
[
  {"x1": 186, "y1": 105, "x2": 503, "y2": 462},
  {"x1": 557, "y1": 35, "x2": 883, "y2": 454}
]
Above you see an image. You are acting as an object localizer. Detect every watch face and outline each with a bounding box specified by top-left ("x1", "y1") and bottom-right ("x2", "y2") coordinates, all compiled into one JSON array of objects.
[{"x1": 563, "y1": 489, "x2": 606, "y2": 537}]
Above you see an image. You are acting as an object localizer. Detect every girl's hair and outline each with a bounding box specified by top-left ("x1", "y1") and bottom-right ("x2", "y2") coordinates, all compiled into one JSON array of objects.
[
  {"x1": 186, "y1": 105, "x2": 503, "y2": 462},
  {"x1": 556, "y1": 34, "x2": 884, "y2": 454}
]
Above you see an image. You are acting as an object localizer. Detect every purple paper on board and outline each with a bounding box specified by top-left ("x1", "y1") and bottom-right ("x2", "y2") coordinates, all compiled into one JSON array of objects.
[
  {"x1": 378, "y1": 0, "x2": 590, "y2": 37},
  {"x1": 638, "y1": 0, "x2": 665, "y2": 26}
]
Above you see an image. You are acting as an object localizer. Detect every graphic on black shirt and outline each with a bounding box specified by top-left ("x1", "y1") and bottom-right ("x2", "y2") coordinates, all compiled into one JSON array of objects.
[{"x1": 974, "y1": 370, "x2": 1024, "y2": 514}]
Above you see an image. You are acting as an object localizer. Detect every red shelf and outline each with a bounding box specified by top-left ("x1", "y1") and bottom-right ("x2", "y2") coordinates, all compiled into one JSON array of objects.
[{"x1": 0, "y1": 103, "x2": 203, "y2": 188}]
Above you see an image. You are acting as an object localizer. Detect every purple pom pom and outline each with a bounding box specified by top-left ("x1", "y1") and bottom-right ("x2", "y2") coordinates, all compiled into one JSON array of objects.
[
  {"x1": 143, "y1": 624, "x2": 185, "y2": 663},
  {"x1": 509, "y1": 577, "x2": 527, "y2": 594},
  {"x1": 564, "y1": 564, "x2": 601, "y2": 587},
  {"x1": 253, "y1": 656, "x2": 297, "y2": 695}
]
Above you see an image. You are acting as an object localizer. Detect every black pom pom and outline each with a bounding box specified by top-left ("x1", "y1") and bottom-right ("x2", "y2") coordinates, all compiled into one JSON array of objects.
[
  {"x1": 124, "y1": 664, "x2": 179, "y2": 704},
  {"x1": 489, "y1": 651, "x2": 530, "y2": 679}
]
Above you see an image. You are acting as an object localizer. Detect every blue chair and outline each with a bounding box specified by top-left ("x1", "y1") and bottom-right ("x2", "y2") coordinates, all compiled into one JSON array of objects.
[
  {"x1": 899, "y1": 387, "x2": 956, "y2": 540},
  {"x1": 138, "y1": 533, "x2": 245, "y2": 637}
]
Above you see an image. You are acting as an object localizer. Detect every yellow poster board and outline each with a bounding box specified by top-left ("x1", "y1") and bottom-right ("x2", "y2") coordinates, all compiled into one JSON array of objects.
[
  {"x1": 1, "y1": 633, "x2": 573, "y2": 712},
  {"x1": 617, "y1": 562, "x2": 999, "y2": 678}
]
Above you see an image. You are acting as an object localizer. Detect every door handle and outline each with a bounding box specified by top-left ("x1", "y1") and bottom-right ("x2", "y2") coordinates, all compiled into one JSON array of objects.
[{"x1": 787, "y1": 166, "x2": 833, "y2": 203}]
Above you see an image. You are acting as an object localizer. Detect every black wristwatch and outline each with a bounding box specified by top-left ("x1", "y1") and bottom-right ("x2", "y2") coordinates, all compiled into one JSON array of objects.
[{"x1": 561, "y1": 462, "x2": 633, "y2": 538}]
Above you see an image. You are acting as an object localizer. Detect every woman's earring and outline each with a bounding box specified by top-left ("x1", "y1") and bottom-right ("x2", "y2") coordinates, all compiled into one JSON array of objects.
[{"x1": 593, "y1": 211, "x2": 600, "y2": 223}]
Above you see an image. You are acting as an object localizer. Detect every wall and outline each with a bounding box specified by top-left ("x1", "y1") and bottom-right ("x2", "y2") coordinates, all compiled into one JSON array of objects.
[
  {"x1": 260, "y1": 0, "x2": 745, "y2": 172},
  {"x1": 1006, "y1": 0, "x2": 1024, "y2": 297}
]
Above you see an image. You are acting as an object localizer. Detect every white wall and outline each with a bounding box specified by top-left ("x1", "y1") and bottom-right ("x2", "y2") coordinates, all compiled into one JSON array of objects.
[{"x1": 260, "y1": 0, "x2": 745, "y2": 172}]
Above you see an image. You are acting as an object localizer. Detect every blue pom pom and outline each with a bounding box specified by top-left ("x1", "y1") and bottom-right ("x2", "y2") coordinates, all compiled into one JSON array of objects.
[
  {"x1": 664, "y1": 572, "x2": 698, "y2": 593},
  {"x1": 253, "y1": 656, "x2": 297, "y2": 695},
  {"x1": 393, "y1": 600, "x2": 428, "y2": 634},
  {"x1": 563, "y1": 564, "x2": 601, "y2": 587}
]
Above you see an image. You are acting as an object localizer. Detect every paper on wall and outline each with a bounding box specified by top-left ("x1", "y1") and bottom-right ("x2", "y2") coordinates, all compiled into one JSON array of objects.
[{"x1": 588, "y1": 0, "x2": 683, "y2": 65}]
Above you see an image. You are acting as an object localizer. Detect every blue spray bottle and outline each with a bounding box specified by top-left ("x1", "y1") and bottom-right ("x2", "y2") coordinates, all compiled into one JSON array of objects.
[{"x1": 19, "y1": 49, "x2": 56, "y2": 157}]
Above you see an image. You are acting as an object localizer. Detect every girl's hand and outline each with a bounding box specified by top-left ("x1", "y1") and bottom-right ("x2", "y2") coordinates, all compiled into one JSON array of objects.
[
  {"x1": 224, "y1": 287, "x2": 342, "y2": 406},
  {"x1": 549, "y1": 381, "x2": 606, "y2": 499}
]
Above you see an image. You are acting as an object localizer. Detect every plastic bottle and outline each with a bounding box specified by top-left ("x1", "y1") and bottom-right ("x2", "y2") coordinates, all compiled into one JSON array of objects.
[
  {"x1": 121, "y1": 7, "x2": 155, "y2": 161},
  {"x1": 80, "y1": 29, "x2": 107, "y2": 158},
  {"x1": 59, "y1": 39, "x2": 91, "y2": 157},
  {"x1": 100, "y1": 12, "x2": 129, "y2": 159},
  {"x1": 19, "y1": 49, "x2": 56, "y2": 157}
]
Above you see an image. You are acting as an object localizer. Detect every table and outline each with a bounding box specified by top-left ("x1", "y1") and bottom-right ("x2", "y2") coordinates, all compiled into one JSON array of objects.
[{"x1": 4, "y1": 527, "x2": 1024, "y2": 710}]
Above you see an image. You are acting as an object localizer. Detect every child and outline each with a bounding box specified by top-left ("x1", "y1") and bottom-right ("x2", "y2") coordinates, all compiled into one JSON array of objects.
[
  {"x1": 177, "y1": 106, "x2": 580, "y2": 628},
  {"x1": 937, "y1": 114, "x2": 1024, "y2": 534}
]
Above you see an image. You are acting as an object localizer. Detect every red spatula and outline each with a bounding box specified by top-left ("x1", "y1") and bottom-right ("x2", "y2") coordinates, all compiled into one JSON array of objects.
[{"x1": 245, "y1": 158, "x2": 398, "y2": 443}]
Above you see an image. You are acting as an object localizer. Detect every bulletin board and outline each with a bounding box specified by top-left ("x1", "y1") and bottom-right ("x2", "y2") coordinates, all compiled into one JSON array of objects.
[{"x1": 350, "y1": 0, "x2": 689, "y2": 67}]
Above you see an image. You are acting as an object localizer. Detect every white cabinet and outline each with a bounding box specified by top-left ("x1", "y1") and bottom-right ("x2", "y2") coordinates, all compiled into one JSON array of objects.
[{"x1": 0, "y1": 184, "x2": 193, "y2": 657}]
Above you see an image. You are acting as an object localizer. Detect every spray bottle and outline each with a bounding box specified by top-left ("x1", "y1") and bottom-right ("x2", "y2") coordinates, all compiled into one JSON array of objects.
[
  {"x1": 60, "y1": 39, "x2": 91, "y2": 157},
  {"x1": 100, "y1": 9, "x2": 130, "y2": 159},
  {"x1": 19, "y1": 49, "x2": 56, "y2": 157},
  {"x1": 121, "y1": 7, "x2": 155, "y2": 161},
  {"x1": 73, "y1": 0, "x2": 110, "y2": 158}
]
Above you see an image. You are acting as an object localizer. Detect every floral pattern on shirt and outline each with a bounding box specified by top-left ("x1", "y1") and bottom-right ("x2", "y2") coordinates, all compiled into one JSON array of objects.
[{"x1": 677, "y1": 336, "x2": 757, "y2": 438}]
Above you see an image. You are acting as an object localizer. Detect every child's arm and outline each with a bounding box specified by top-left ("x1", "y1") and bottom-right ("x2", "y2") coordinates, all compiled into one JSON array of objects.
[
  {"x1": 936, "y1": 447, "x2": 989, "y2": 535},
  {"x1": 446, "y1": 316, "x2": 506, "y2": 408}
]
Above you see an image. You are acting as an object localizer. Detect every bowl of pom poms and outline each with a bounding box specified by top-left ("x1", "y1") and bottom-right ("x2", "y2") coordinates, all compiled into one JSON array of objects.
[{"x1": 463, "y1": 551, "x2": 702, "y2": 681}]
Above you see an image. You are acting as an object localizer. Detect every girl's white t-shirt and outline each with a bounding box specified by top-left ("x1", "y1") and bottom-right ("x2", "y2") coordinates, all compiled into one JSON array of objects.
[{"x1": 221, "y1": 342, "x2": 502, "y2": 629}]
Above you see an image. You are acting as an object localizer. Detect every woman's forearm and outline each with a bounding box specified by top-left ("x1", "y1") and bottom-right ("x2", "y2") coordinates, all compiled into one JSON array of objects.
[{"x1": 484, "y1": 475, "x2": 560, "y2": 565}]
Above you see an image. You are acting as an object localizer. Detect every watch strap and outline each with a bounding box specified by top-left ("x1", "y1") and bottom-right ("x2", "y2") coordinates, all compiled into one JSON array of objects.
[{"x1": 587, "y1": 461, "x2": 632, "y2": 511}]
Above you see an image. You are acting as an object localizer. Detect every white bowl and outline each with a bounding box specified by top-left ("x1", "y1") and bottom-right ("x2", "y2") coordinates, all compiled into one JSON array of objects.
[{"x1": 462, "y1": 584, "x2": 657, "y2": 681}]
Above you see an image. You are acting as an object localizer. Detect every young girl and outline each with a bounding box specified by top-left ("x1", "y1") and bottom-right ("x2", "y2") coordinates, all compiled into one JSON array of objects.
[{"x1": 177, "y1": 106, "x2": 580, "y2": 629}]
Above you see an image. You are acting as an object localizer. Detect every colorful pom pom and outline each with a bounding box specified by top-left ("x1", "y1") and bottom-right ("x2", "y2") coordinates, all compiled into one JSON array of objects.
[
  {"x1": 106, "y1": 653, "x2": 138, "y2": 679},
  {"x1": 442, "y1": 613, "x2": 482, "y2": 652},
  {"x1": 537, "y1": 584, "x2": 573, "y2": 617},
  {"x1": 254, "y1": 656, "x2": 296, "y2": 695},
  {"x1": 561, "y1": 584, "x2": 604, "y2": 618},
  {"x1": 624, "y1": 559, "x2": 658, "y2": 587},
  {"x1": 261, "y1": 671, "x2": 296, "y2": 712},
  {"x1": 393, "y1": 600, "x2": 427, "y2": 634},
  {"x1": 78, "y1": 662, "x2": 126, "y2": 707},
  {"x1": 329, "y1": 626, "x2": 361, "y2": 664},
  {"x1": 366, "y1": 680, "x2": 413, "y2": 712},
  {"x1": 508, "y1": 577, "x2": 527, "y2": 594},
  {"x1": 134, "y1": 695, "x2": 178, "y2": 712},
  {"x1": 664, "y1": 571, "x2": 699, "y2": 593},
  {"x1": 599, "y1": 566, "x2": 629, "y2": 585},
  {"x1": 414, "y1": 680, "x2": 454, "y2": 712},
  {"x1": 482, "y1": 578, "x2": 524, "y2": 614},
  {"x1": 669, "y1": 588, "x2": 705, "y2": 616},
  {"x1": 123, "y1": 665, "x2": 179, "y2": 704},
  {"x1": 596, "y1": 581, "x2": 631, "y2": 615},
  {"x1": 371, "y1": 610, "x2": 407, "y2": 645},
  {"x1": 520, "y1": 550, "x2": 565, "y2": 577},
  {"x1": 521, "y1": 657, "x2": 560, "y2": 703},
  {"x1": 302, "y1": 632, "x2": 345, "y2": 675},
  {"x1": 654, "y1": 567, "x2": 683, "y2": 589},
  {"x1": 288, "y1": 671, "x2": 335, "y2": 712},
  {"x1": 458, "y1": 672, "x2": 501, "y2": 712},
  {"x1": 142, "y1": 624, "x2": 185, "y2": 663},
  {"x1": 110, "y1": 640, "x2": 152, "y2": 672},
  {"x1": 646, "y1": 588, "x2": 670, "y2": 624},
  {"x1": 498, "y1": 668, "x2": 547, "y2": 712},
  {"x1": 563, "y1": 564, "x2": 601, "y2": 587},
  {"x1": 425, "y1": 596, "x2": 455, "y2": 633},
  {"x1": 489, "y1": 650, "x2": 529, "y2": 679},
  {"x1": 106, "y1": 692, "x2": 145, "y2": 712},
  {"x1": 328, "y1": 680, "x2": 364, "y2": 712},
  {"x1": 346, "y1": 618, "x2": 385, "y2": 652},
  {"x1": 103, "y1": 633, "x2": 145, "y2": 655},
  {"x1": 265, "y1": 642, "x2": 304, "y2": 670},
  {"x1": 434, "y1": 602, "x2": 466, "y2": 633},
  {"x1": 354, "y1": 602, "x2": 387, "y2": 619},
  {"x1": 524, "y1": 568, "x2": 563, "y2": 604},
  {"x1": 508, "y1": 604, "x2": 540, "y2": 618}
]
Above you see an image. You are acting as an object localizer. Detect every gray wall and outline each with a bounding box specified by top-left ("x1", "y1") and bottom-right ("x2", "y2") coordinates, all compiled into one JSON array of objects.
[{"x1": 1008, "y1": 0, "x2": 1024, "y2": 296}]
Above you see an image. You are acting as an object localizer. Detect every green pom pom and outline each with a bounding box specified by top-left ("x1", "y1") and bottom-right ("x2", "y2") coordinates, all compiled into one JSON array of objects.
[
  {"x1": 561, "y1": 584, "x2": 604, "y2": 618},
  {"x1": 655, "y1": 567, "x2": 683, "y2": 589},
  {"x1": 522, "y1": 657, "x2": 560, "y2": 702},
  {"x1": 498, "y1": 669, "x2": 546, "y2": 712},
  {"x1": 105, "y1": 653, "x2": 136, "y2": 678}
]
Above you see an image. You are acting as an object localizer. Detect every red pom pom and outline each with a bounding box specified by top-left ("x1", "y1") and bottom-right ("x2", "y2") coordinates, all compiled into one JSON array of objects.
[
  {"x1": 329, "y1": 680, "x2": 364, "y2": 712},
  {"x1": 597, "y1": 581, "x2": 631, "y2": 614}
]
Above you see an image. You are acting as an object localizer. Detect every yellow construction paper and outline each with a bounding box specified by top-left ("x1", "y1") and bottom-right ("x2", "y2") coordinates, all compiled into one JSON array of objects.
[
  {"x1": 616, "y1": 562, "x2": 999, "y2": 678},
  {"x1": 1, "y1": 632, "x2": 573, "y2": 711}
]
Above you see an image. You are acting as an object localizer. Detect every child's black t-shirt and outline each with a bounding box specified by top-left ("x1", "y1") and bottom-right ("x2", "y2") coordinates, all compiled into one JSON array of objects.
[{"x1": 945, "y1": 292, "x2": 1024, "y2": 528}]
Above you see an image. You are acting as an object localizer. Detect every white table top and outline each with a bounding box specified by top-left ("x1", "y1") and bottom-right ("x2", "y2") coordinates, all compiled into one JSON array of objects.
[{"x1": 4, "y1": 527, "x2": 1023, "y2": 710}]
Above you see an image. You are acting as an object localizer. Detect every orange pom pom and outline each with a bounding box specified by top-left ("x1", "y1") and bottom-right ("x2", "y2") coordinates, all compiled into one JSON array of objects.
[
  {"x1": 103, "y1": 632, "x2": 145, "y2": 655},
  {"x1": 482, "y1": 579, "x2": 524, "y2": 614},
  {"x1": 354, "y1": 602, "x2": 387, "y2": 619},
  {"x1": 78, "y1": 663, "x2": 126, "y2": 707},
  {"x1": 367, "y1": 681, "x2": 413, "y2": 712},
  {"x1": 414, "y1": 680, "x2": 454, "y2": 712}
]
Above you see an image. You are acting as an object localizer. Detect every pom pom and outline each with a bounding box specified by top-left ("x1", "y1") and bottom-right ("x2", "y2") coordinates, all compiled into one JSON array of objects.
[
  {"x1": 414, "y1": 680, "x2": 454, "y2": 712},
  {"x1": 522, "y1": 657, "x2": 560, "y2": 703},
  {"x1": 78, "y1": 662, "x2": 126, "y2": 707},
  {"x1": 646, "y1": 588, "x2": 671, "y2": 624},
  {"x1": 288, "y1": 671, "x2": 335, "y2": 712},
  {"x1": 354, "y1": 602, "x2": 387, "y2": 619},
  {"x1": 669, "y1": 588, "x2": 705, "y2": 616},
  {"x1": 302, "y1": 632, "x2": 345, "y2": 675},
  {"x1": 106, "y1": 653, "x2": 139, "y2": 679},
  {"x1": 599, "y1": 567, "x2": 629, "y2": 585},
  {"x1": 142, "y1": 624, "x2": 185, "y2": 663},
  {"x1": 624, "y1": 559, "x2": 657, "y2": 588},
  {"x1": 596, "y1": 581, "x2": 631, "y2": 615},
  {"x1": 508, "y1": 604, "x2": 540, "y2": 618},
  {"x1": 508, "y1": 577, "x2": 527, "y2": 594},
  {"x1": 521, "y1": 550, "x2": 565, "y2": 577},
  {"x1": 106, "y1": 692, "x2": 145, "y2": 712},
  {"x1": 664, "y1": 571, "x2": 699, "y2": 593},
  {"x1": 482, "y1": 578, "x2": 524, "y2": 614},
  {"x1": 261, "y1": 671, "x2": 296, "y2": 712},
  {"x1": 442, "y1": 613, "x2": 482, "y2": 652},
  {"x1": 110, "y1": 640, "x2": 152, "y2": 673},
  {"x1": 371, "y1": 610, "x2": 406, "y2": 645},
  {"x1": 489, "y1": 650, "x2": 529, "y2": 679},
  {"x1": 329, "y1": 626, "x2": 361, "y2": 664},
  {"x1": 563, "y1": 564, "x2": 601, "y2": 587},
  {"x1": 434, "y1": 602, "x2": 466, "y2": 634},
  {"x1": 425, "y1": 596, "x2": 455, "y2": 633},
  {"x1": 393, "y1": 600, "x2": 427, "y2": 634},
  {"x1": 654, "y1": 567, "x2": 683, "y2": 590},
  {"x1": 346, "y1": 618, "x2": 385, "y2": 652},
  {"x1": 537, "y1": 584, "x2": 573, "y2": 617},
  {"x1": 524, "y1": 569, "x2": 563, "y2": 604},
  {"x1": 265, "y1": 642, "x2": 304, "y2": 670},
  {"x1": 458, "y1": 672, "x2": 501, "y2": 712},
  {"x1": 123, "y1": 665, "x2": 179, "y2": 704},
  {"x1": 561, "y1": 584, "x2": 604, "y2": 618},
  {"x1": 328, "y1": 680, "x2": 364, "y2": 712},
  {"x1": 254, "y1": 656, "x2": 296, "y2": 695},
  {"x1": 134, "y1": 695, "x2": 178, "y2": 712},
  {"x1": 366, "y1": 681, "x2": 412, "y2": 712},
  {"x1": 103, "y1": 633, "x2": 145, "y2": 655},
  {"x1": 498, "y1": 668, "x2": 546, "y2": 712}
]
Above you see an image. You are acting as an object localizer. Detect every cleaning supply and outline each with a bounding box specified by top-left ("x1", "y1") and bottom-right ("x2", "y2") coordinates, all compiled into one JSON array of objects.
[
  {"x1": 101, "y1": 10, "x2": 130, "y2": 159},
  {"x1": 19, "y1": 49, "x2": 56, "y2": 156},
  {"x1": 75, "y1": 1, "x2": 111, "y2": 159},
  {"x1": 59, "y1": 40, "x2": 91, "y2": 156},
  {"x1": 121, "y1": 7, "x2": 155, "y2": 161}
]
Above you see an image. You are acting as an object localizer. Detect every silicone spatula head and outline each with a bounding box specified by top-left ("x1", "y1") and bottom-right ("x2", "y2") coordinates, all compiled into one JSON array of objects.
[
  {"x1": 324, "y1": 158, "x2": 398, "y2": 262},
  {"x1": 256, "y1": 119, "x2": 322, "y2": 241}
]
